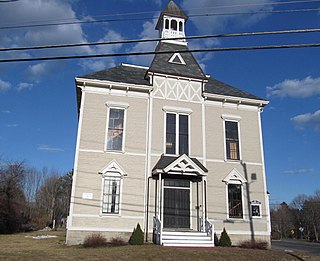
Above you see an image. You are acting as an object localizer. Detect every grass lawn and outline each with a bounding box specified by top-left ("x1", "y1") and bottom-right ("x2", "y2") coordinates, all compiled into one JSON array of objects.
[{"x1": 0, "y1": 231, "x2": 319, "y2": 261}]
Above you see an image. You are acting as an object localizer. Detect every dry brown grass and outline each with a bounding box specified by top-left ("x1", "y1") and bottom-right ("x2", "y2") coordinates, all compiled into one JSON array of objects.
[{"x1": 0, "y1": 231, "x2": 319, "y2": 261}]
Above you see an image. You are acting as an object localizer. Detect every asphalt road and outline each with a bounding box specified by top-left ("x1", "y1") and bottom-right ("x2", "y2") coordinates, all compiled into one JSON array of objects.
[{"x1": 272, "y1": 239, "x2": 320, "y2": 255}]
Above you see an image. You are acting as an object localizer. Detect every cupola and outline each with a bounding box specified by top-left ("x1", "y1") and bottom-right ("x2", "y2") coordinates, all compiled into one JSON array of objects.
[{"x1": 155, "y1": 1, "x2": 188, "y2": 45}]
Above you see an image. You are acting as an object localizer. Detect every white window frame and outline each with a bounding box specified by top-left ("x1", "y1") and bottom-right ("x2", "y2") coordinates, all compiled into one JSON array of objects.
[
  {"x1": 222, "y1": 115, "x2": 242, "y2": 162},
  {"x1": 250, "y1": 200, "x2": 262, "y2": 218},
  {"x1": 223, "y1": 169, "x2": 246, "y2": 220},
  {"x1": 163, "y1": 109, "x2": 191, "y2": 156},
  {"x1": 99, "y1": 160, "x2": 127, "y2": 216},
  {"x1": 105, "y1": 102, "x2": 129, "y2": 153}
]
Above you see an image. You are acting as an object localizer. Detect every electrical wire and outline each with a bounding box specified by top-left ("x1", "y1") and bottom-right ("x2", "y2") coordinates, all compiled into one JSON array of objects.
[
  {"x1": 1, "y1": 43, "x2": 319, "y2": 63},
  {"x1": 1, "y1": 1, "x2": 320, "y2": 30},
  {"x1": 1, "y1": 28, "x2": 319, "y2": 53}
]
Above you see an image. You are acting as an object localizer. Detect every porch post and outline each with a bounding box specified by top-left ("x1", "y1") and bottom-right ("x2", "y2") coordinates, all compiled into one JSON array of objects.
[{"x1": 202, "y1": 177, "x2": 206, "y2": 231}]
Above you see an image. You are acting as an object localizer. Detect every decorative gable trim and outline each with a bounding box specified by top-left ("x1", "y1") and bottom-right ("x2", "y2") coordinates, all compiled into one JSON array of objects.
[
  {"x1": 168, "y1": 53, "x2": 186, "y2": 65},
  {"x1": 98, "y1": 160, "x2": 127, "y2": 177},
  {"x1": 223, "y1": 168, "x2": 247, "y2": 184},
  {"x1": 163, "y1": 154, "x2": 206, "y2": 176}
]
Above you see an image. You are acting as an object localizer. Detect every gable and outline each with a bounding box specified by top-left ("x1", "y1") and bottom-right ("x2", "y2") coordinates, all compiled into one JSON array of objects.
[
  {"x1": 223, "y1": 168, "x2": 247, "y2": 184},
  {"x1": 153, "y1": 154, "x2": 207, "y2": 176},
  {"x1": 98, "y1": 160, "x2": 127, "y2": 177}
]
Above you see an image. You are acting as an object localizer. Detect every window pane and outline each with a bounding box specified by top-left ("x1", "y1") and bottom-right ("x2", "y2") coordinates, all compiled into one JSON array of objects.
[
  {"x1": 107, "y1": 108, "x2": 124, "y2": 151},
  {"x1": 102, "y1": 178, "x2": 120, "y2": 214},
  {"x1": 225, "y1": 121, "x2": 239, "y2": 160},
  {"x1": 165, "y1": 19, "x2": 169, "y2": 29},
  {"x1": 228, "y1": 184, "x2": 243, "y2": 218},
  {"x1": 179, "y1": 115, "x2": 189, "y2": 155},
  {"x1": 166, "y1": 113, "x2": 176, "y2": 154},
  {"x1": 251, "y1": 205, "x2": 261, "y2": 217},
  {"x1": 171, "y1": 20, "x2": 177, "y2": 30}
]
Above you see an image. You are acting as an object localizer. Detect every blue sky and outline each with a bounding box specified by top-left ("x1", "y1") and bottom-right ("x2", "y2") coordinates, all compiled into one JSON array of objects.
[{"x1": 0, "y1": 0, "x2": 319, "y2": 205}]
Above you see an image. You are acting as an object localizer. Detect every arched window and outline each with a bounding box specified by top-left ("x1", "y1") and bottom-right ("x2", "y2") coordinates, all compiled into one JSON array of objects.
[
  {"x1": 165, "y1": 19, "x2": 169, "y2": 29},
  {"x1": 171, "y1": 20, "x2": 177, "y2": 31},
  {"x1": 179, "y1": 21, "x2": 183, "y2": 32}
]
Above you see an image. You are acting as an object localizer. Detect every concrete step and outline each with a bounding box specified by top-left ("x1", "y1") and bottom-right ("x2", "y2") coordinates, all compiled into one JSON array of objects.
[{"x1": 161, "y1": 230, "x2": 214, "y2": 247}]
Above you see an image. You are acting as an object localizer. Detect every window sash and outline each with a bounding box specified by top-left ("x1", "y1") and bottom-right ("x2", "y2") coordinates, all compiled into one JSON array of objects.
[
  {"x1": 225, "y1": 121, "x2": 240, "y2": 160},
  {"x1": 228, "y1": 184, "x2": 243, "y2": 218},
  {"x1": 166, "y1": 113, "x2": 189, "y2": 155},
  {"x1": 102, "y1": 177, "x2": 120, "y2": 214},
  {"x1": 107, "y1": 108, "x2": 124, "y2": 151}
]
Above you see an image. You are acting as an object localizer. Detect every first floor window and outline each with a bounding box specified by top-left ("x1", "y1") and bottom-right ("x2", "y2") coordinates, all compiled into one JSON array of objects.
[
  {"x1": 102, "y1": 177, "x2": 120, "y2": 214},
  {"x1": 225, "y1": 120, "x2": 240, "y2": 160},
  {"x1": 107, "y1": 108, "x2": 124, "y2": 151},
  {"x1": 228, "y1": 183, "x2": 243, "y2": 218},
  {"x1": 250, "y1": 200, "x2": 262, "y2": 218}
]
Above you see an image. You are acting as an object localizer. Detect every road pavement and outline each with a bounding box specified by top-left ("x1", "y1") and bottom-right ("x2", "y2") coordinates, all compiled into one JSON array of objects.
[{"x1": 272, "y1": 239, "x2": 320, "y2": 255}]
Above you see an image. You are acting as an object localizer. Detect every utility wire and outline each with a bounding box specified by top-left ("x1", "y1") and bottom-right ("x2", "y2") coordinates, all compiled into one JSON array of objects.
[
  {"x1": 1, "y1": 0, "x2": 319, "y2": 28},
  {"x1": 1, "y1": 28, "x2": 319, "y2": 53},
  {"x1": 1, "y1": 7, "x2": 320, "y2": 30},
  {"x1": 2, "y1": 8, "x2": 320, "y2": 30},
  {"x1": 1, "y1": 43, "x2": 319, "y2": 63}
]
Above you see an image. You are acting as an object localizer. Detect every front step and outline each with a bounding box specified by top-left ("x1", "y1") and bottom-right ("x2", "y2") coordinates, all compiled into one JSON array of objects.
[{"x1": 161, "y1": 230, "x2": 214, "y2": 247}]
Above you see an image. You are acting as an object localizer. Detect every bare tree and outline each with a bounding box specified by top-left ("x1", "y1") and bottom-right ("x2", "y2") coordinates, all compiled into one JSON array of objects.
[{"x1": 0, "y1": 161, "x2": 26, "y2": 233}]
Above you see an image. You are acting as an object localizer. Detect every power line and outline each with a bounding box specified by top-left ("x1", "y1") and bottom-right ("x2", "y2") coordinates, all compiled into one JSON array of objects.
[
  {"x1": 1, "y1": 5, "x2": 320, "y2": 30},
  {"x1": 1, "y1": 8, "x2": 319, "y2": 30},
  {"x1": 1, "y1": 43, "x2": 319, "y2": 63},
  {"x1": 1, "y1": 28, "x2": 319, "y2": 53}
]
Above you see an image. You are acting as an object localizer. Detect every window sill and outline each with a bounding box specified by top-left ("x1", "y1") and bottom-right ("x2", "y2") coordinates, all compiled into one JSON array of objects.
[
  {"x1": 224, "y1": 218, "x2": 249, "y2": 223},
  {"x1": 105, "y1": 150, "x2": 125, "y2": 154}
]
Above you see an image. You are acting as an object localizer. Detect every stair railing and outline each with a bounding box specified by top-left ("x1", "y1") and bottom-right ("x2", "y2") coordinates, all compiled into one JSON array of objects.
[
  {"x1": 205, "y1": 219, "x2": 215, "y2": 244},
  {"x1": 153, "y1": 215, "x2": 162, "y2": 245}
]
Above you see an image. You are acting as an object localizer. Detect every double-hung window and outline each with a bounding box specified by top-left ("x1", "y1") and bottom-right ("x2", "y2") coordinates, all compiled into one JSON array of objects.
[
  {"x1": 107, "y1": 108, "x2": 125, "y2": 151},
  {"x1": 225, "y1": 120, "x2": 240, "y2": 160},
  {"x1": 166, "y1": 113, "x2": 189, "y2": 155},
  {"x1": 228, "y1": 183, "x2": 243, "y2": 218},
  {"x1": 102, "y1": 177, "x2": 120, "y2": 214}
]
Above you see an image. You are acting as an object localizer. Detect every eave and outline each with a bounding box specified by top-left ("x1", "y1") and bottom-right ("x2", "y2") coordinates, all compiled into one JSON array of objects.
[{"x1": 203, "y1": 92, "x2": 269, "y2": 107}]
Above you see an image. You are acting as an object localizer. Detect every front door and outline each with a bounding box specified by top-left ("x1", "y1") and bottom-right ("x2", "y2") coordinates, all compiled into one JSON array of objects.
[{"x1": 163, "y1": 178, "x2": 190, "y2": 228}]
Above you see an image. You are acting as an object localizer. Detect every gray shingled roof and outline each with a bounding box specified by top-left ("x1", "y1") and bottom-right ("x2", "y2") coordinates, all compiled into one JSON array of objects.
[
  {"x1": 155, "y1": 1, "x2": 188, "y2": 30},
  {"x1": 148, "y1": 42, "x2": 206, "y2": 80},
  {"x1": 153, "y1": 155, "x2": 208, "y2": 173},
  {"x1": 78, "y1": 64, "x2": 151, "y2": 86},
  {"x1": 204, "y1": 77, "x2": 266, "y2": 101}
]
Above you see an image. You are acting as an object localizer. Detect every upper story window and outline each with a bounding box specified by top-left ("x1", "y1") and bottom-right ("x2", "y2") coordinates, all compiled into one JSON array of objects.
[
  {"x1": 225, "y1": 120, "x2": 240, "y2": 160},
  {"x1": 107, "y1": 108, "x2": 124, "y2": 151},
  {"x1": 179, "y1": 21, "x2": 183, "y2": 32},
  {"x1": 166, "y1": 113, "x2": 189, "y2": 155}
]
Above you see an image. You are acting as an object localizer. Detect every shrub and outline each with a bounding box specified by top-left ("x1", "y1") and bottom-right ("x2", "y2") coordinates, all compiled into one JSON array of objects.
[
  {"x1": 219, "y1": 228, "x2": 232, "y2": 247},
  {"x1": 239, "y1": 240, "x2": 269, "y2": 250},
  {"x1": 214, "y1": 233, "x2": 219, "y2": 246},
  {"x1": 83, "y1": 233, "x2": 108, "y2": 248},
  {"x1": 129, "y1": 223, "x2": 144, "y2": 245},
  {"x1": 109, "y1": 236, "x2": 127, "y2": 247}
]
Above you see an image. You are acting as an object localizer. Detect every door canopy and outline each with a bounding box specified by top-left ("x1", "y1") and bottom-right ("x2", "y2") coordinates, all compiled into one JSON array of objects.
[{"x1": 152, "y1": 154, "x2": 208, "y2": 176}]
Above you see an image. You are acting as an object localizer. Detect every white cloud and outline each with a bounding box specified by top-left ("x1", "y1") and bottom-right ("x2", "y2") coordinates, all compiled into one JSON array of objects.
[
  {"x1": 7, "y1": 124, "x2": 19, "y2": 128},
  {"x1": 181, "y1": 0, "x2": 274, "y2": 34},
  {"x1": 291, "y1": 110, "x2": 320, "y2": 131},
  {"x1": 267, "y1": 76, "x2": 320, "y2": 98},
  {"x1": 127, "y1": 19, "x2": 159, "y2": 66},
  {"x1": 0, "y1": 79, "x2": 11, "y2": 91},
  {"x1": 283, "y1": 168, "x2": 315, "y2": 175},
  {"x1": 1, "y1": 110, "x2": 11, "y2": 114},
  {"x1": 37, "y1": 144, "x2": 64, "y2": 152},
  {"x1": 80, "y1": 30, "x2": 124, "y2": 71},
  {"x1": 17, "y1": 82, "x2": 34, "y2": 91}
]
